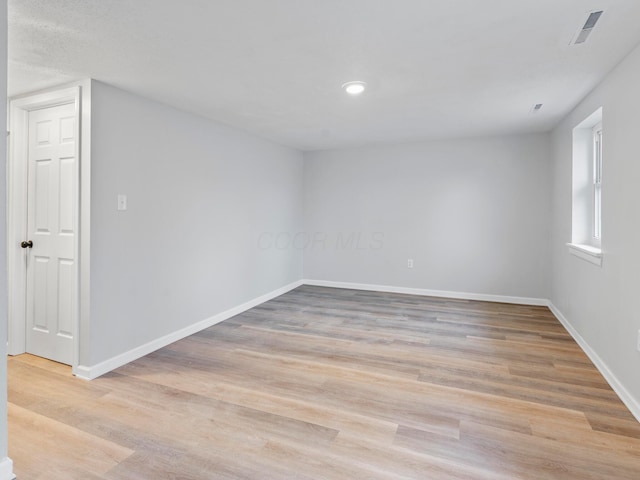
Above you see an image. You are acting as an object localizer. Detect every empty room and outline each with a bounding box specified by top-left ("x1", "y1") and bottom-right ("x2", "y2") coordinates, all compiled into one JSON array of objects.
[{"x1": 1, "y1": 0, "x2": 640, "y2": 478}]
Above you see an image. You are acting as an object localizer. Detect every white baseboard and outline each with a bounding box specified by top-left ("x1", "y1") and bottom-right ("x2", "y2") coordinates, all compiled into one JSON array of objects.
[
  {"x1": 548, "y1": 302, "x2": 640, "y2": 424},
  {"x1": 75, "y1": 280, "x2": 304, "y2": 380},
  {"x1": 0, "y1": 457, "x2": 15, "y2": 480},
  {"x1": 71, "y1": 276, "x2": 640, "y2": 426},
  {"x1": 304, "y1": 280, "x2": 640, "y2": 422},
  {"x1": 303, "y1": 279, "x2": 549, "y2": 306},
  {"x1": 75, "y1": 278, "x2": 543, "y2": 380}
]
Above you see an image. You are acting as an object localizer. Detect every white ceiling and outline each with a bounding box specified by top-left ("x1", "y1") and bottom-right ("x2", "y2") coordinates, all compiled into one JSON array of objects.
[{"x1": 8, "y1": 0, "x2": 640, "y2": 151}]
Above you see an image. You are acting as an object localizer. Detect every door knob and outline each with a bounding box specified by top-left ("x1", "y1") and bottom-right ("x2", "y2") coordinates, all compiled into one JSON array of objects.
[{"x1": 21, "y1": 240, "x2": 33, "y2": 249}]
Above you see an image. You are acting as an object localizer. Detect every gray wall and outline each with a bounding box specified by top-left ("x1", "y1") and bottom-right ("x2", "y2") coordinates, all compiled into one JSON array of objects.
[
  {"x1": 0, "y1": 0, "x2": 9, "y2": 468},
  {"x1": 88, "y1": 81, "x2": 303, "y2": 366},
  {"x1": 304, "y1": 134, "x2": 552, "y2": 299},
  {"x1": 551, "y1": 42, "x2": 640, "y2": 406}
]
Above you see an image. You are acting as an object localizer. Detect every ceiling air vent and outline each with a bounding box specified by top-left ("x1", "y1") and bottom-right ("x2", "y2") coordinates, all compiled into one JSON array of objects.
[
  {"x1": 572, "y1": 11, "x2": 603, "y2": 45},
  {"x1": 530, "y1": 103, "x2": 543, "y2": 114}
]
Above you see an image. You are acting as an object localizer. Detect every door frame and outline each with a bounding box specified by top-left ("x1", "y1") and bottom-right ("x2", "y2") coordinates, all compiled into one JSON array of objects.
[{"x1": 7, "y1": 80, "x2": 92, "y2": 375}]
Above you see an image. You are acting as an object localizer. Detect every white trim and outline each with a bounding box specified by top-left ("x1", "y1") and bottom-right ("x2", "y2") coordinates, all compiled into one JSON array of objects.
[
  {"x1": 6, "y1": 100, "x2": 29, "y2": 355},
  {"x1": 302, "y1": 279, "x2": 548, "y2": 306},
  {"x1": 548, "y1": 302, "x2": 640, "y2": 424},
  {"x1": 75, "y1": 280, "x2": 303, "y2": 380},
  {"x1": 70, "y1": 275, "x2": 640, "y2": 426},
  {"x1": 566, "y1": 242, "x2": 602, "y2": 266},
  {"x1": 0, "y1": 457, "x2": 15, "y2": 480},
  {"x1": 76, "y1": 79, "x2": 92, "y2": 377},
  {"x1": 304, "y1": 280, "x2": 640, "y2": 422}
]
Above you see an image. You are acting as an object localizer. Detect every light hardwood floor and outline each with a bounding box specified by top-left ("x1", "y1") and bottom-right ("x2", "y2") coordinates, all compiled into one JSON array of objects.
[{"x1": 9, "y1": 286, "x2": 640, "y2": 479}]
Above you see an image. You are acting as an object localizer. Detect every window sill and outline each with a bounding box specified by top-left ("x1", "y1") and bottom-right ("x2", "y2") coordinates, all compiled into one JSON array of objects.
[{"x1": 566, "y1": 243, "x2": 602, "y2": 267}]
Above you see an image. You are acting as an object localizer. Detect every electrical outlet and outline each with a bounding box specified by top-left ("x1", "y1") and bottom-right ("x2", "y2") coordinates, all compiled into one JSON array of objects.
[{"x1": 407, "y1": 259, "x2": 414, "y2": 268}]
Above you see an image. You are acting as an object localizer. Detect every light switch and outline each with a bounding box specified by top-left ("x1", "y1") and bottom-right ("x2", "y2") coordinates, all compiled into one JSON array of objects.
[{"x1": 117, "y1": 194, "x2": 127, "y2": 211}]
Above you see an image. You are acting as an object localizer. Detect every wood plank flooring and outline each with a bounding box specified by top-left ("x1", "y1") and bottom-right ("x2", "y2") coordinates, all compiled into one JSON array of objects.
[{"x1": 9, "y1": 285, "x2": 640, "y2": 479}]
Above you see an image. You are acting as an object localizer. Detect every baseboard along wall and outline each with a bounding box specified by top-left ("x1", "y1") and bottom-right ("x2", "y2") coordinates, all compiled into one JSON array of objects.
[
  {"x1": 547, "y1": 302, "x2": 640, "y2": 424},
  {"x1": 303, "y1": 279, "x2": 549, "y2": 306},
  {"x1": 0, "y1": 457, "x2": 15, "y2": 480},
  {"x1": 75, "y1": 280, "x2": 304, "y2": 380},
  {"x1": 73, "y1": 278, "x2": 640, "y2": 425}
]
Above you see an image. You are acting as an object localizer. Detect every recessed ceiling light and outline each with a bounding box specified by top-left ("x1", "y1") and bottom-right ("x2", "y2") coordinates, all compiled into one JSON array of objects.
[{"x1": 342, "y1": 81, "x2": 367, "y2": 96}]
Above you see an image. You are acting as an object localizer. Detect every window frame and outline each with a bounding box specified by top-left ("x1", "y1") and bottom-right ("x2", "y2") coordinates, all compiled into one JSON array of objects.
[
  {"x1": 592, "y1": 122, "x2": 602, "y2": 247},
  {"x1": 568, "y1": 107, "x2": 603, "y2": 266}
]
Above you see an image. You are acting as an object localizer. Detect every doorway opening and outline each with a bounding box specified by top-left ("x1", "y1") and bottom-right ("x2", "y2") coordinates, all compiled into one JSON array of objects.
[{"x1": 7, "y1": 82, "x2": 91, "y2": 376}]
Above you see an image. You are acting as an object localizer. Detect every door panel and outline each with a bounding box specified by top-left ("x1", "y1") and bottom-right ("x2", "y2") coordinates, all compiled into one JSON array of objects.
[{"x1": 25, "y1": 102, "x2": 77, "y2": 365}]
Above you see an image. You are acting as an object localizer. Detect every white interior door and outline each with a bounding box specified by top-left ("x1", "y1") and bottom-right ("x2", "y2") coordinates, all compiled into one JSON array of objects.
[{"x1": 24, "y1": 102, "x2": 78, "y2": 365}]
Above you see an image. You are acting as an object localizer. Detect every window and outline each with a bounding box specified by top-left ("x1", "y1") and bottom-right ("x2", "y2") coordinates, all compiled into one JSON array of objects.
[
  {"x1": 568, "y1": 108, "x2": 602, "y2": 266},
  {"x1": 593, "y1": 123, "x2": 602, "y2": 244}
]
